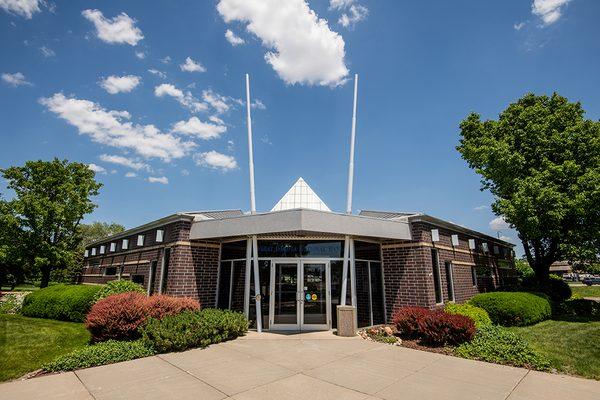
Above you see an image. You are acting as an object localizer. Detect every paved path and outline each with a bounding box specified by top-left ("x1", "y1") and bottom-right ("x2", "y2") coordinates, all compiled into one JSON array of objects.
[{"x1": 2, "y1": 331, "x2": 599, "y2": 400}]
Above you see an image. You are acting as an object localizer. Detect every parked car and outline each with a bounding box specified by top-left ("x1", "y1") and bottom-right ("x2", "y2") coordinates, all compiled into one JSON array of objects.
[{"x1": 582, "y1": 277, "x2": 600, "y2": 286}]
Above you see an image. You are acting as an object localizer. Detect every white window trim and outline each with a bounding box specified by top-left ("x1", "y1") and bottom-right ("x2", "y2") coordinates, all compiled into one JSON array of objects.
[
  {"x1": 431, "y1": 249, "x2": 443, "y2": 305},
  {"x1": 84, "y1": 249, "x2": 89, "y2": 258},
  {"x1": 110, "y1": 242, "x2": 116, "y2": 252},
  {"x1": 156, "y1": 229, "x2": 164, "y2": 243},
  {"x1": 451, "y1": 234, "x2": 459, "y2": 247},
  {"x1": 99, "y1": 245, "x2": 106, "y2": 254},
  {"x1": 471, "y1": 266, "x2": 478, "y2": 287},
  {"x1": 137, "y1": 234, "x2": 144, "y2": 246},
  {"x1": 445, "y1": 261, "x2": 455, "y2": 302},
  {"x1": 122, "y1": 239, "x2": 129, "y2": 250},
  {"x1": 91, "y1": 248, "x2": 97, "y2": 256}
]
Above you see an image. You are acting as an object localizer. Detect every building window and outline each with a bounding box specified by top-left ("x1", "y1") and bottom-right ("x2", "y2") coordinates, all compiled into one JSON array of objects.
[
  {"x1": 91, "y1": 248, "x2": 97, "y2": 256},
  {"x1": 84, "y1": 249, "x2": 89, "y2": 258},
  {"x1": 451, "y1": 234, "x2": 459, "y2": 247},
  {"x1": 147, "y1": 260, "x2": 157, "y2": 295},
  {"x1": 493, "y1": 245, "x2": 499, "y2": 254},
  {"x1": 431, "y1": 229, "x2": 440, "y2": 242},
  {"x1": 156, "y1": 229, "x2": 164, "y2": 243},
  {"x1": 110, "y1": 242, "x2": 116, "y2": 252},
  {"x1": 99, "y1": 245, "x2": 106, "y2": 254},
  {"x1": 471, "y1": 267, "x2": 478, "y2": 286},
  {"x1": 122, "y1": 239, "x2": 129, "y2": 250},
  {"x1": 445, "y1": 261, "x2": 455, "y2": 302},
  {"x1": 468, "y1": 239, "x2": 476, "y2": 250},
  {"x1": 105, "y1": 267, "x2": 117, "y2": 276},
  {"x1": 132, "y1": 275, "x2": 144, "y2": 285},
  {"x1": 137, "y1": 234, "x2": 144, "y2": 246},
  {"x1": 431, "y1": 249, "x2": 443, "y2": 304},
  {"x1": 482, "y1": 243, "x2": 489, "y2": 253}
]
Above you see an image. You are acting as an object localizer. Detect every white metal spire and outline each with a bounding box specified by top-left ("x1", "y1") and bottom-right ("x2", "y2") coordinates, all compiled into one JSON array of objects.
[
  {"x1": 246, "y1": 74, "x2": 256, "y2": 214},
  {"x1": 346, "y1": 74, "x2": 358, "y2": 214}
]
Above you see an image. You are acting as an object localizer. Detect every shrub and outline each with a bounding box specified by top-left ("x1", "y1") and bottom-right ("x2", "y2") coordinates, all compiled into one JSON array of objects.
[
  {"x1": 444, "y1": 303, "x2": 492, "y2": 329},
  {"x1": 455, "y1": 325, "x2": 550, "y2": 370},
  {"x1": 21, "y1": 284, "x2": 103, "y2": 322},
  {"x1": 86, "y1": 293, "x2": 200, "y2": 342},
  {"x1": 391, "y1": 307, "x2": 429, "y2": 338},
  {"x1": 94, "y1": 280, "x2": 145, "y2": 302},
  {"x1": 555, "y1": 299, "x2": 600, "y2": 321},
  {"x1": 140, "y1": 309, "x2": 248, "y2": 353},
  {"x1": 43, "y1": 340, "x2": 155, "y2": 372},
  {"x1": 522, "y1": 274, "x2": 571, "y2": 302},
  {"x1": 419, "y1": 310, "x2": 475, "y2": 345},
  {"x1": 469, "y1": 292, "x2": 551, "y2": 326}
]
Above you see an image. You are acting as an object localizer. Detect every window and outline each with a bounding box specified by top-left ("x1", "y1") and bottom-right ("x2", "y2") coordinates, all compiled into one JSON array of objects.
[
  {"x1": 445, "y1": 262, "x2": 455, "y2": 302},
  {"x1": 482, "y1": 243, "x2": 489, "y2": 253},
  {"x1": 493, "y1": 245, "x2": 499, "y2": 254},
  {"x1": 431, "y1": 229, "x2": 440, "y2": 242},
  {"x1": 122, "y1": 239, "x2": 129, "y2": 250},
  {"x1": 91, "y1": 248, "x2": 97, "y2": 256},
  {"x1": 84, "y1": 249, "x2": 89, "y2": 258},
  {"x1": 105, "y1": 267, "x2": 117, "y2": 276},
  {"x1": 147, "y1": 260, "x2": 157, "y2": 295},
  {"x1": 137, "y1": 234, "x2": 144, "y2": 246},
  {"x1": 431, "y1": 249, "x2": 443, "y2": 304},
  {"x1": 451, "y1": 234, "x2": 459, "y2": 247},
  {"x1": 468, "y1": 239, "x2": 476, "y2": 250},
  {"x1": 110, "y1": 242, "x2": 116, "y2": 252},
  {"x1": 217, "y1": 261, "x2": 233, "y2": 309},
  {"x1": 156, "y1": 229, "x2": 164, "y2": 243},
  {"x1": 99, "y1": 245, "x2": 106, "y2": 254},
  {"x1": 471, "y1": 267, "x2": 478, "y2": 286},
  {"x1": 132, "y1": 275, "x2": 144, "y2": 285}
]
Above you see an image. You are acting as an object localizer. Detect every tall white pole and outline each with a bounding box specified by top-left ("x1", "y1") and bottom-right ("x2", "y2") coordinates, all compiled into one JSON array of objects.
[
  {"x1": 346, "y1": 74, "x2": 358, "y2": 215},
  {"x1": 246, "y1": 74, "x2": 257, "y2": 214}
]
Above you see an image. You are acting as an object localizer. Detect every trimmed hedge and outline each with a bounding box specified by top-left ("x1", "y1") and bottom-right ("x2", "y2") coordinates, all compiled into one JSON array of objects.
[
  {"x1": 444, "y1": 303, "x2": 492, "y2": 329},
  {"x1": 469, "y1": 292, "x2": 551, "y2": 326},
  {"x1": 21, "y1": 284, "x2": 103, "y2": 322},
  {"x1": 522, "y1": 274, "x2": 572, "y2": 302},
  {"x1": 86, "y1": 293, "x2": 200, "y2": 342},
  {"x1": 556, "y1": 299, "x2": 600, "y2": 321},
  {"x1": 140, "y1": 309, "x2": 248, "y2": 353},
  {"x1": 94, "y1": 280, "x2": 145, "y2": 302},
  {"x1": 43, "y1": 340, "x2": 155, "y2": 372},
  {"x1": 455, "y1": 325, "x2": 550, "y2": 370}
]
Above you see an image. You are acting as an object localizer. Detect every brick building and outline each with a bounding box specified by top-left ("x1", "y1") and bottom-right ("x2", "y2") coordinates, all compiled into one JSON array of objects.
[{"x1": 82, "y1": 178, "x2": 516, "y2": 331}]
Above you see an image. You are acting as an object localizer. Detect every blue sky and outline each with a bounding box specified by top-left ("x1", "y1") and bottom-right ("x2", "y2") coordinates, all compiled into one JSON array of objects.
[{"x1": 1, "y1": 0, "x2": 599, "y2": 255}]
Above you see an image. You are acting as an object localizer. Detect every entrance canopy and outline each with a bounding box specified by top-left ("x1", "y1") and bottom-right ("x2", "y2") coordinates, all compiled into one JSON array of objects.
[{"x1": 189, "y1": 208, "x2": 412, "y2": 241}]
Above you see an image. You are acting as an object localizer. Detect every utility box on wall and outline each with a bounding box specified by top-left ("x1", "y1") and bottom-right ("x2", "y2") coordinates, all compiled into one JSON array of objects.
[{"x1": 336, "y1": 305, "x2": 357, "y2": 337}]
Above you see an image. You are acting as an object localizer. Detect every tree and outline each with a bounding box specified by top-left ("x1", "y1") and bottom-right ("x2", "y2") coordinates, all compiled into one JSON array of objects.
[
  {"x1": 78, "y1": 222, "x2": 125, "y2": 247},
  {"x1": 1, "y1": 159, "x2": 102, "y2": 287},
  {"x1": 457, "y1": 93, "x2": 600, "y2": 283}
]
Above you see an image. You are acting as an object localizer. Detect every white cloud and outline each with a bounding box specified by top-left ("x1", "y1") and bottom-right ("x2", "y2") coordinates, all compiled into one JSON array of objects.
[
  {"x1": 160, "y1": 56, "x2": 171, "y2": 64},
  {"x1": 252, "y1": 99, "x2": 266, "y2": 109},
  {"x1": 99, "y1": 154, "x2": 149, "y2": 171},
  {"x1": 40, "y1": 93, "x2": 194, "y2": 161},
  {"x1": 88, "y1": 163, "x2": 106, "y2": 174},
  {"x1": 330, "y1": 0, "x2": 368, "y2": 29},
  {"x1": 202, "y1": 89, "x2": 230, "y2": 114},
  {"x1": 474, "y1": 205, "x2": 488, "y2": 211},
  {"x1": 1, "y1": 72, "x2": 32, "y2": 87},
  {"x1": 154, "y1": 83, "x2": 207, "y2": 112},
  {"x1": 209, "y1": 115, "x2": 225, "y2": 125},
  {"x1": 147, "y1": 69, "x2": 166, "y2": 79},
  {"x1": 39, "y1": 46, "x2": 55, "y2": 57},
  {"x1": 217, "y1": 0, "x2": 348, "y2": 86},
  {"x1": 532, "y1": 0, "x2": 571, "y2": 26},
  {"x1": 125, "y1": 171, "x2": 137, "y2": 178},
  {"x1": 499, "y1": 235, "x2": 514, "y2": 243},
  {"x1": 0, "y1": 0, "x2": 42, "y2": 19},
  {"x1": 180, "y1": 169, "x2": 190, "y2": 176},
  {"x1": 194, "y1": 150, "x2": 238, "y2": 171},
  {"x1": 180, "y1": 57, "x2": 206, "y2": 73},
  {"x1": 172, "y1": 117, "x2": 226, "y2": 140},
  {"x1": 82, "y1": 9, "x2": 144, "y2": 46},
  {"x1": 148, "y1": 176, "x2": 168, "y2": 184},
  {"x1": 135, "y1": 51, "x2": 146, "y2": 59},
  {"x1": 99, "y1": 75, "x2": 141, "y2": 94},
  {"x1": 489, "y1": 216, "x2": 511, "y2": 231},
  {"x1": 225, "y1": 29, "x2": 245, "y2": 46},
  {"x1": 514, "y1": 22, "x2": 526, "y2": 30}
]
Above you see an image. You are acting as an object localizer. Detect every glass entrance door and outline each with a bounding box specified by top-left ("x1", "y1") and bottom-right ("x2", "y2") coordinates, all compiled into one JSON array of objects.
[{"x1": 269, "y1": 260, "x2": 330, "y2": 331}]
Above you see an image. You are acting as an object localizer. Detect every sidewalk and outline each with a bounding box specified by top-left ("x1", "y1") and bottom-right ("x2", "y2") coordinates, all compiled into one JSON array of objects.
[{"x1": 2, "y1": 331, "x2": 599, "y2": 400}]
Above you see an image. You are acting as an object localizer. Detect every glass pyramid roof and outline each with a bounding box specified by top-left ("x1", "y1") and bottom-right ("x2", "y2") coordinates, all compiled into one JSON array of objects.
[{"x1": 271, "y1": 177, "x2": 331, "y2": 212}]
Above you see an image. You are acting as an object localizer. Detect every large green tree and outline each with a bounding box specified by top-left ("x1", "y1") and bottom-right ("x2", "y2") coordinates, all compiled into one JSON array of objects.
[
  {"x1": 457, "y1": 93, "x2": 600, "y2": 282},
  {"x1": 78, "y1": 222, "x2": 125, "y2": 247},
  {"x1": 1, "y1": 159, "x2": 102, "y2": 287}
]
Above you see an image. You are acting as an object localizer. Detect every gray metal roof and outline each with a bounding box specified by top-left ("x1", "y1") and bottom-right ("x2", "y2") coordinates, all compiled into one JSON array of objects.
[{"x1": 359, "y1": 210, "x2": 419, "y2": 219}]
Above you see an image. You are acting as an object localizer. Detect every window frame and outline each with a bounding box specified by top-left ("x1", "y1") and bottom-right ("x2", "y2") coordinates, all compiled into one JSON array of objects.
[
  {"x1": 137, "y1": 234, "x2": 145, "y2": 247},
  {"x1": 431, "y1": 249, "x2": 443, "y2": 305},
  {"x1": 109, "y1": 242, "x2": 116, "y2": 252},
  {"x1": 445, "y1": 261, "x2": 455, "y2": 302},
  {"x1": 156, "y1": 229, "x2": 164, "y2": 243},
  {"x1": 471, "y1": 266, "x2": 478, "y2": 287},
  {"x1": 122, "y1": 239, "x2": 129, "y2": 250},
  {"x1": 99, "y1": 245, "x2": 106, "y2": 254}
]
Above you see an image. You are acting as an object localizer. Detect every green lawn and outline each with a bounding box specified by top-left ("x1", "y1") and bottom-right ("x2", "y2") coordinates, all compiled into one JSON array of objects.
[
  {"x1": 510, "y1": 320, "x2": 600, "y2": 380},
  {"x1": 570, "y1": 285, "x2": 600, "y2": 298},
  {"x1": 0, "y1": 314, "x2": 90, "y2": 382}
]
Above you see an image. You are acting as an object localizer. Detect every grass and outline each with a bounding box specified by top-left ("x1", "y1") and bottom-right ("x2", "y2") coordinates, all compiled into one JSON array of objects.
[
  {"x1": 0, "y1": 314, "x2": 90, "y2": 382},
  {"x1": 570, "y1": 285, "x2": 600, "y2": 298},
  {"x1": 509, "y1": 320, "x2": 600, "y2": 380}
]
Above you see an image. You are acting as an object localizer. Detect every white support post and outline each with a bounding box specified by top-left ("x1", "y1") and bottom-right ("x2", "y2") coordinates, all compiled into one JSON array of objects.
[
  {"x1": 341, "y1": 235, "x2": 350, "y2": 306},
  {"x1": 243, "y1": 238, "x2": 252, "y2": 318},
  {"x1": 350, "y1": 238, "x2": 358, "y2": 329},
  {"x1": 252, "y1": 235, "x2": 262, "y2": 333},
  {"x1": 346, "y1": 74, "x2": 359, "y2": 215}
]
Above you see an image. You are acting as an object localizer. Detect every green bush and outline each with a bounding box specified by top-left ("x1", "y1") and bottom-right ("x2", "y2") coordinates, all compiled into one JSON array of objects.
[
  {"x1": 522, "y1": 274, "x2": 572, "y2": 302},
  {"x1": 455, "y1": 325, "x2": 550, "y2": 370},
  {"x1": 555, "y1": 299, "x2": 600, "y2": 321},
  {"x1": 94, "y1": 280, "x2": 145, "y2": 302},
  {"x1": 444, "y1": 303, "x2": 492, "y2": 329},
  {"x1": 21, "y1": 284, "x2": 103, "y2": 322},
  {"x1": 43, "y1": 340, "x2": 155, "y2": 372},
  {"x1": 140, "y1": 309, "x2": 248, "y2": 353},
  {"x1": 469, "y1": 292, "x2": 551, "y2": 326}
]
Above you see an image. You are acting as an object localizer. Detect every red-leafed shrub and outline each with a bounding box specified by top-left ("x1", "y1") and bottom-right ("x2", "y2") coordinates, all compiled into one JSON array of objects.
[
  {"x1": 86, "y1": 293, "x2": 200, "y2": 342},
  {"x1": 419, "y1": 310, "x2": 476, "y2": 345},
  {"x1": 391, "y1": 306, "x2": 429, "y2": 338},
  {"x1": 392, "y1": 306, "x2": 476, "y2": 346}
]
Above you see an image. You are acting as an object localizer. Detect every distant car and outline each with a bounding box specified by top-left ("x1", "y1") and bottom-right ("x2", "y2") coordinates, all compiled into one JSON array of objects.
[{"x1": 583, "y1": 277, "x2": 600, "y2": 286}]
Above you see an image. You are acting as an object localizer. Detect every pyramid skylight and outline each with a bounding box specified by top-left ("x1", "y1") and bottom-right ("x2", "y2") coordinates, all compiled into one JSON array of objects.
[{"x1": 271, "y1": 177, "x2": 331, "y2": 212}]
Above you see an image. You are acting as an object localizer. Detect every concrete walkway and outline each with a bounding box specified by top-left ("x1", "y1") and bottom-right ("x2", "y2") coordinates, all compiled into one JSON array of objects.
[{"x1": 2, "y1": 331, "x2": 599, "y2": 400}]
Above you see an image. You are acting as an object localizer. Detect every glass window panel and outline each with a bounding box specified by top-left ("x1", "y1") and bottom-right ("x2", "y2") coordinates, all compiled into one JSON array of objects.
[
  {"x1": 221, "y1": 241, "x2": 247, "y2": 260},
  {"x1": 330, "y1": 260, "x2": 352, "y2": 329},
  {"x1": 354, "y1": 241, "x2": 381, "y2": 261},
  {"x1": 217, "y1": 261, "x2": 232, "y2": 309},
  {"x1": 431, "y1": 249, "x2": 442, "y2": 303},
  {"x1": 273, "y1": 263, "x2": 297, "y2": 325},
  {"x1": 258, "y1": 240, "x2": 344, "y2": 258},
  {"x1": 230, "y1": 260, "x2": 246, "y2": 312},
  {"x1": 369, "y1": 262, "x2": 385, "y2": 325},
  {"x1": 303, "y1": 263, "x2": 327, "y2": 325},
  {"x1": 355, "y1": 261, "x2": 371, "y2": 328},
  {"x1": 248, "y1": 260, "x2": 271, "y2": 329},
  {"x1": 445, "y1": 261, "x2": 455, "y2": 302}
]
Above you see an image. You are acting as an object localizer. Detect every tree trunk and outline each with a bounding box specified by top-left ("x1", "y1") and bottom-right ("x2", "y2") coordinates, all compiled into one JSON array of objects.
[
  {"x1": 40, "y1": 266, "x2": 51, "y2": 288},
  {"x1": 534, "y1": 261, "x2": 551, "y2": 284}
]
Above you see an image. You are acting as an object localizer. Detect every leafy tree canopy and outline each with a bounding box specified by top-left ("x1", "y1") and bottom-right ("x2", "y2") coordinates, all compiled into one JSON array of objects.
[
  {"x1": 78, "y1": 222, "x2": 125, "y2": 247},
  {"x1": 457, "y1": 93, "x2": 600, "y2": 281}
]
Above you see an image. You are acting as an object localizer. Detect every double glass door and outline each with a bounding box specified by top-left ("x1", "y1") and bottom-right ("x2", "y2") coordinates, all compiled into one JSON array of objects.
[{"x1": 270, "y1": 260, "x2": 330, "y2": 330}]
